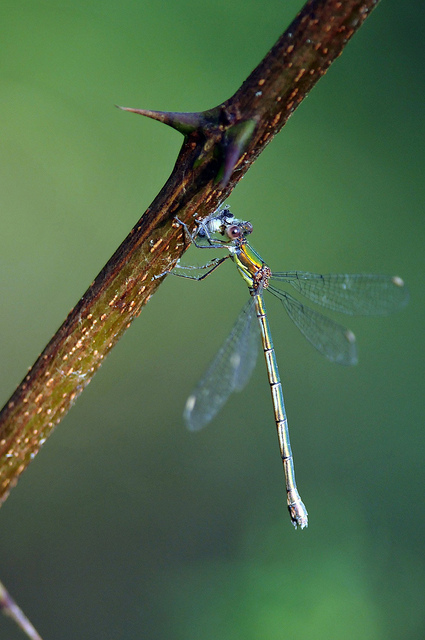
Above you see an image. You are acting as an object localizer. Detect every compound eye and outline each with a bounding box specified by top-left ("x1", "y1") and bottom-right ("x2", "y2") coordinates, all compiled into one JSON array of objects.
[{"x1": 226, "y1": 225, "x2": 242, "y2": 239}]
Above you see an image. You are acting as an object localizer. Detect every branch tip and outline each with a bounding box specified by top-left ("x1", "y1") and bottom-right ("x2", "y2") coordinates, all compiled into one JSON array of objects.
[{"x1": 0, "y1": 580, "x2": 43, "y2": 640}]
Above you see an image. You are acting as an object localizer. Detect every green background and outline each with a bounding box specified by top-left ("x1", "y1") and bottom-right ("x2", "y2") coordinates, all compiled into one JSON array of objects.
[{"x1": 0, "y1": 1, "x2": 424, "y2": 638}]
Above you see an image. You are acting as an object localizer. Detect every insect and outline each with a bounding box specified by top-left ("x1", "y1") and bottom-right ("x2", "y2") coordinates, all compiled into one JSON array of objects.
[{"x1": 170, "y1": 206, "x2": 408, "y2": 528}]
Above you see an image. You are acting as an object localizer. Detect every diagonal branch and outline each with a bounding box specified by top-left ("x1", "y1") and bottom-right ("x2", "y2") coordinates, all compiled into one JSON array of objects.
[
  {"x1": 0, "y1": 580, "x2": 43, "y2": 640},
  {"x1": 0, "y1": 0, "x2": 380, "y2": 505}
]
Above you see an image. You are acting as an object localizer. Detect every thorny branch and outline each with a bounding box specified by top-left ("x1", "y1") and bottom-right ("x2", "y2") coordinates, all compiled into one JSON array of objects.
[
  {"x1": 0, "y1": 0, "x2": 380, "y2": 507},
  {"x1": 0, "y1": 2, "x2": 382, "y2": 636}
]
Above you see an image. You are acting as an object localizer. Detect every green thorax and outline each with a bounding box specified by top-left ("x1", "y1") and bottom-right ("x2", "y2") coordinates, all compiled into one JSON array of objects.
[{"x1": 232, "y1": 239, "x2": 271, "y2": 291}]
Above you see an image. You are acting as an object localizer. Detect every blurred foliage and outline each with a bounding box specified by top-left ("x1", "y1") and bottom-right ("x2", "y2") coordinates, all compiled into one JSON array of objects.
[{"x1": 0, "y1": 0, "x2": 424, "y2": 638}]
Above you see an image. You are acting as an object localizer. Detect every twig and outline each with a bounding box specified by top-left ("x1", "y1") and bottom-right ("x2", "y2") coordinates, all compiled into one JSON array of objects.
[{"x1": 0, "y1": 580, "x2": 43, "y2": 640}]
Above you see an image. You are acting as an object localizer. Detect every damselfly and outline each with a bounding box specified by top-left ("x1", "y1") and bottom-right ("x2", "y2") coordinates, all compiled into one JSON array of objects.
[{"x1": 171, "y1": 206, "x2": 408, "y2": 529}]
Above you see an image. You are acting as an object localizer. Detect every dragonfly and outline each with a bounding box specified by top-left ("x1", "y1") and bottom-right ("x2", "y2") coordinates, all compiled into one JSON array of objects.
[{"x1": 170, "y1": 206, "x2": 409, "y2": 529}]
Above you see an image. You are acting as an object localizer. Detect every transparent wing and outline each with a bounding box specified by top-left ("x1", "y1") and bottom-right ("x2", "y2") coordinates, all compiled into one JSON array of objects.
[
  {"x1": 268, "y1": 285, "x2": 357, "y2": 365},
  {"x1": 271, "y1": 272, "x2": 409, "y2": 315},
  {"x1": 184, "y1": 299, "x2": 259, "y2": 431}
]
